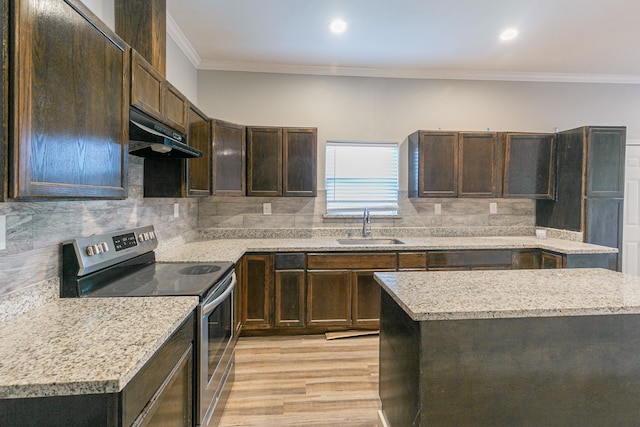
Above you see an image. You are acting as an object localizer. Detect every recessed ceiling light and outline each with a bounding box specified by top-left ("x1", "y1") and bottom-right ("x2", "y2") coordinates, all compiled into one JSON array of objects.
[
  {"x1": 500, "y1": 28, "x2": 518, "y2": 41},
  {"x1": 329, "y1": 19, "x2": 347, "y2": 34}
]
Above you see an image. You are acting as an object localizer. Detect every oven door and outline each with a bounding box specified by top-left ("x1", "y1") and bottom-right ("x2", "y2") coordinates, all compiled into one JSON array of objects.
[{"x1": 198, "y1": 271, "x2": 236, "y2": 425}]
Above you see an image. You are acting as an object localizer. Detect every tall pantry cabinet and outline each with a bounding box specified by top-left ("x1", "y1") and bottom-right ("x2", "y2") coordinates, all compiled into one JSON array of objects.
[{"x1": 536, "y1": 126, "x2": 626, "y2": 271}]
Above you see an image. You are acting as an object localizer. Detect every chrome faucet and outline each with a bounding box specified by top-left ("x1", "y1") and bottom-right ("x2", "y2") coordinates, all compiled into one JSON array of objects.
[{"x1": 362, "y1": 208, "x2": 372, "y2": 237}]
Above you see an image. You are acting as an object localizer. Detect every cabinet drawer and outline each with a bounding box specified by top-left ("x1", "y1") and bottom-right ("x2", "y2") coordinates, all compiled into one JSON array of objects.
[
  {"x1": 398, "y1": 252, "x2": 427, "y2": 269},
  {"x1": 307, "y1": 253, "x2": 397, "y2": 270},
  {"x1": 427, "y1": 250, "x2": 512, "y2": 269}
]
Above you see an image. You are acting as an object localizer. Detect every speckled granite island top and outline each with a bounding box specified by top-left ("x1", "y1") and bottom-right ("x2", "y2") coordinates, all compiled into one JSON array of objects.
[
  {"x1": 156, "y1": 235, "x2": 616, "y2": 264},
  {"x1": 374, "y1": 268, "x2": 640, "y2": 321},
  {"x1": 0, "y1": 296, "x2": 198, "y2": 399}
]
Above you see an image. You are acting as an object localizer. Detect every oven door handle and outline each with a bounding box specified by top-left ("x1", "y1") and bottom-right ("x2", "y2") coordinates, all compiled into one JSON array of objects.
[{"x1": 202, "y1": 272, "x2": 236, "y2": 316}]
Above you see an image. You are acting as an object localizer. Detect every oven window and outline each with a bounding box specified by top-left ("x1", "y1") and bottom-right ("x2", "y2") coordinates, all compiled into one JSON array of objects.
[{"x1": 207, "y1": 293, "x2": 232, "y2": 378}]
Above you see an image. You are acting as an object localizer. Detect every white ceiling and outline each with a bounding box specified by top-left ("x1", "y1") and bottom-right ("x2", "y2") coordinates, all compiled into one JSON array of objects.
[{"x1": 166, "y1": 0, "x2": 640, "y2": 83}]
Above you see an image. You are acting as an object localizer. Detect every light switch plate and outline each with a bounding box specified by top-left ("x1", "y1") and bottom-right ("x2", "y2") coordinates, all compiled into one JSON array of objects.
[
  {"x1": 434, "y1": 204, "x2": 442, "y2": 215},
  {"x1": 489, "y1": 202, "x2": 498, "y2": 214},
  {"x1": 0, "y1": 215, "x2": 6, "y2": 251},
  {"x1": 263, "y1": 203, "x2": 272, "y2": 215},
  {"x1": 173, "y1": 203, "x2": 179, "y2": 218}
]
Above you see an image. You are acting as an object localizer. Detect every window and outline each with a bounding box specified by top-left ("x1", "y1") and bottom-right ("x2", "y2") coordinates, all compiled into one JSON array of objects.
[{"x1": 325, "y1": 141, "x2": 399, "y2": 216}]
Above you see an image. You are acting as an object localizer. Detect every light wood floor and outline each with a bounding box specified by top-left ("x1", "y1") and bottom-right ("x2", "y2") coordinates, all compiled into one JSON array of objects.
[{"x1": 213, "y1": 334, "x2": 381, "y2": 427}]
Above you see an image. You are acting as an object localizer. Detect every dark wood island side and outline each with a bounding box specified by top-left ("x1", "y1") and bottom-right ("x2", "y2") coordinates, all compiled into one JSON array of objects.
[{"x1": 375, "y1": 268, "x2": 640, "y2": 427}]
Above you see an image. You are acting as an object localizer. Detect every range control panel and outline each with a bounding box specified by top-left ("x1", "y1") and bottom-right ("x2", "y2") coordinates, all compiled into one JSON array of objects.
[{"x1": 65, "y1": 225, "x2": 158, "y2": 276}]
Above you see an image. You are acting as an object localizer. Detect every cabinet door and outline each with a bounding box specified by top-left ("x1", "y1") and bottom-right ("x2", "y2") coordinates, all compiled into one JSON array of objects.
[
  {"x1": 458, "y1": 132, "x2": 501, "y2": 197},
  {"x1": 131, "y1": 50, "x2": 163, "y2": 121},
  {"x1": 352, "y1": 270, "x2": 388, "y2": 328},
  {"x1": 212, "y1": 120, "x2": 246, "y2": 196},
  {"x1": 503, "y1": 133, "x2": 555, "y2": 199},
  {"x1": 536, "y1": 127, "x2": 585, "y2": 232},
  {"x1": 586, "y1": 127, "x2": 626, "y2": 198},
  {"x1": 12, "y1": 0, "x2": 128, "y2": 199},
  {"x1": 585, "y1": 198, "x2": 623, "y2": 271},
  {"x1": 186, "y1": 103, "x2": 211, "y2": 197},
  {"x1": 247, "y1": 127, "x2": 283, "y2": 196},
  {"x1": 275, "y1": 270, "x2": 305, "y2": 327},
  {"x1": 241, "y1": 254, "x2": 273, "y2": 329},
  {"x1": 512, "y1": 250, "x2": 540, "y2": 269},
  {"x1": 283, "y1": 128, "x2": 317, "y2": 196},
  {"x1": 416, "y1": 131, "x2": 459, "y2": 197},
  {"x1": 163, "y1": 81, "x2": 188, "y2": 133},
  {"x1": 307, "y1": 270, "x2": 351, "y2": 326},
  {"x1": 541, "y1": 252, "x2": 564, "y2": 269}
]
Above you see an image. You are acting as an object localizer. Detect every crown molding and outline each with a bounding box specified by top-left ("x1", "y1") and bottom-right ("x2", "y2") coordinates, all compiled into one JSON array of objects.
[
  {"x1": 197, "y1": 59, "x2": 640, "y2": 84},
  {"x1": 166, "y1": 12, "x2": 201, "y2": 68}
]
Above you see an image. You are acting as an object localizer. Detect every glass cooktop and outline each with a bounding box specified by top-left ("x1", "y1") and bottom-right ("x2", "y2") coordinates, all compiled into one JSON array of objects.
[{"x1": 87, "y1": 262, "x2": 234, "y2": 300}]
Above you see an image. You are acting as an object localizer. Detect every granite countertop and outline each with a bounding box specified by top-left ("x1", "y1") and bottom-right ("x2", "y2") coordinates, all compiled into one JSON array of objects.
[
  {"x1": 156, "y1": 235, "x2": 616, "y2": 264},
  {"x1": 0, "y1": 296, "x2": 198, "y2": 399},
  {"x1": 374, "y1": 268, "x2": 640, "y2": 322}
]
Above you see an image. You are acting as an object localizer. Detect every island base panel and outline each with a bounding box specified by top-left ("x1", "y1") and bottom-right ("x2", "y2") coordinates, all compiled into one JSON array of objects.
[{"x1": 380, "y1": 291, "x2": 640, "y2": 426}]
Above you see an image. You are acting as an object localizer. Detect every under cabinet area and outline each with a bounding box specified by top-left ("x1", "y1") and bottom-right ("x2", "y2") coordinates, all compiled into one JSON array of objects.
[{"x1": 8, "y1": 0, "x2": 129, "y2": 200}]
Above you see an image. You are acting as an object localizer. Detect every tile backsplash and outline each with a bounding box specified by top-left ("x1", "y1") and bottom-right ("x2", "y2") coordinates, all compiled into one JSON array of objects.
[
  {"x1": 197, "y1": 191, "x2": 536, "y2": 232},
  {"x1": 0, "y1": 156, "x2": 199, "y2": 299}
]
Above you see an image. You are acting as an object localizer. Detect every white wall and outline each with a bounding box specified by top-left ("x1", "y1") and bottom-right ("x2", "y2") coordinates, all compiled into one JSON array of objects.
[
  {"x1": 166, "y1": 36, "x2": 198, "y2": 103},
  {"x1": 196, "y1": 71, "x2": 640, "y2": 190}
]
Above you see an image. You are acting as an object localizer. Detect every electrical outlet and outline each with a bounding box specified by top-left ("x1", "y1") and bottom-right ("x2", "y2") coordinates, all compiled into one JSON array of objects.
[
  {"x1": 489, "y1": 202, "x2": 498, "y2": 214},
  {"x1": 434, "y1": 204, "x2": 442, "y2": 215},
  {"x1": 173, "y1": 203, "x2": 179, "y2": 218},
  {"x1": 263, "y1": 203, "x2": 272, "y2": 215},
  {"x1": 0, "y1": 215, "x2": 5, "y2": 251}
]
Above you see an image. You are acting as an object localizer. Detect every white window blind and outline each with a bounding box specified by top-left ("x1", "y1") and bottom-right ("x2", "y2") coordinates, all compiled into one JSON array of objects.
[{"x1": 325, "y1": 141, "x2": 399, "y2": 215}]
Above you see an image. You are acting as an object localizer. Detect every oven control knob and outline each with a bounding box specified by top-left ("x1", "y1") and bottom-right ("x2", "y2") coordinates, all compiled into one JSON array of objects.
[
  {"x1": 95, "y1": 244, "x2": 103, "y2": 254},
  {"x1": 149, "y1": 231, "x2": 156, "y2": 240},
  {"x1": 99, "y1": 242, "x2": 109, "y2": 253},
  {"x1": 86, "y1": 246, "x2": 95, "y2": 256},
  {"x1": 138, "y1": 233, "x2": 146, "y2": 242}
]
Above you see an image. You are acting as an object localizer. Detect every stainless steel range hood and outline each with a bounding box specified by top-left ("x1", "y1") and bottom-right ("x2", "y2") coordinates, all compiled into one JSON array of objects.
[{"x1": 128, "y1": 108, "x2": 202, "y2": 158}]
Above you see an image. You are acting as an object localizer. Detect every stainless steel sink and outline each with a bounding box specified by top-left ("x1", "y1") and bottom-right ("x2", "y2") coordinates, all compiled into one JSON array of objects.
[{"x1": 336, "y1": 238, "x2": 405, "y2": 245}]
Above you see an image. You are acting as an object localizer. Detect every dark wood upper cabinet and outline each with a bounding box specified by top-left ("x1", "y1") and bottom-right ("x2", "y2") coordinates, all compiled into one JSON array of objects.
[
  {"x1": 10, "y1": 0, "x2": 129, "y2": 199},
  {"x1": 247, "y1": 127, "x2": 283, "y2": 197},
  {"x1": 130, "y1": 50, "x2": 188, "y2": 133},
  {"x1": 212, "y1": 119, "x2": 246, "y2": 196},
  {"x1": 408, "y1": 131, "x2": 458, "y2": 198},
  {"x1": 458, "y1": 132, "x2": 501, "y2": 197},
  {"x1": 283, "y1": 128, "x2": 317, "y2": 197},
  {"x1": 186, "y1": 103, "x2": 211, "y2": 196},
  {"x1": 503, "y1": 132, "x2": 556, "y2": 199},
  {"x1": 247, "y1": 126, "x2": 317, "y2": 197},
  {"x1": 408, "y1": 130, "x2": 499, "y2": 198},
  {"x1": 586, "y1": 127, "x2": 626, "y2": 198},
  {"x1": 115, "y1": 0, "x2": 166, "y2": 76},
  {"x1": 536, "y1": 126, "x2": 626, "y2": 271}
]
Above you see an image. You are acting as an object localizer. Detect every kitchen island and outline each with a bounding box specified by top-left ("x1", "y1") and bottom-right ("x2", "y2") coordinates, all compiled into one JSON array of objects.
[{"x1": 374, "y1": 268, "x2": 640, "y2": 427}]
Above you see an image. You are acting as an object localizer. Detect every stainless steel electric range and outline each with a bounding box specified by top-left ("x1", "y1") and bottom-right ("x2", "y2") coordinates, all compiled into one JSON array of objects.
[{"x1": 61, "y1": 225, "x2": 236, "y2": 426}]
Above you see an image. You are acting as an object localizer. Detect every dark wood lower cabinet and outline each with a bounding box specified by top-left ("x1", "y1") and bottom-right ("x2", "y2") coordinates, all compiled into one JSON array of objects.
[
  {"x1": 541, "y1": 251, "x2": 564, "y2": 269},
  {"x1": 239, "y1": 249, "x2": 611, "y2": 336},
  {"x1": 352, "y1": 270, "x2": 387, "y2": 327},
  {"x1": 241, "y1": 254, "x2": 272, "y2": 330},
  {"x1": 306, "y1": 270, "x2": 352, "y2": 326},
  {"x1": 275, "y1": 270, "x2": 305, "y2": 327}
]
